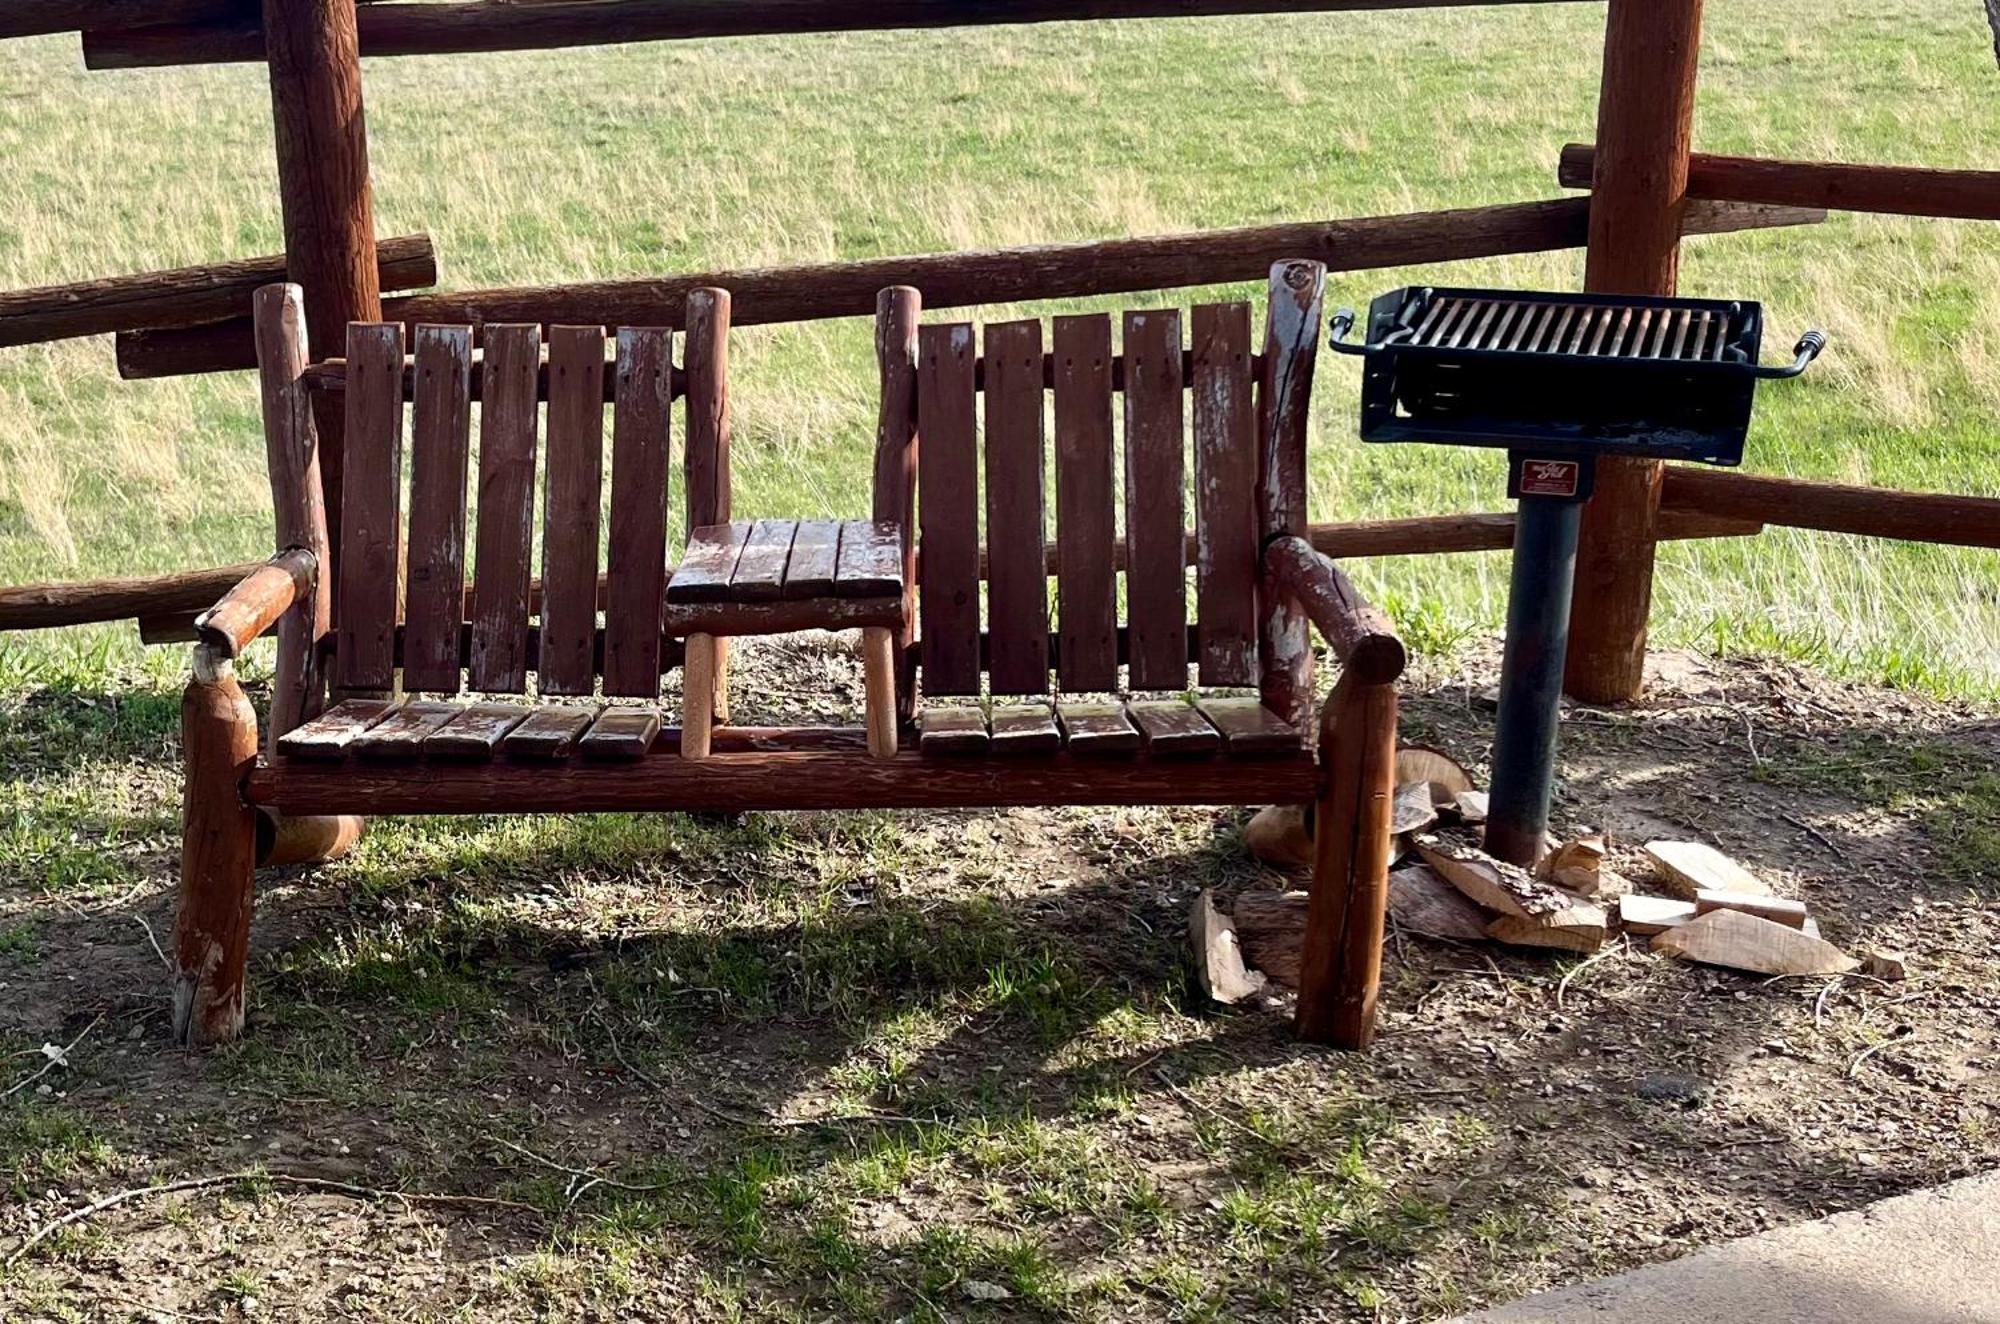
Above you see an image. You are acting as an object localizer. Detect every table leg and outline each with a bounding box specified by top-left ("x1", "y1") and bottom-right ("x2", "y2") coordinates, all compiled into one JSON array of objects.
[{"x1": 862, "y1": 626, "x2": 897, "y2": 759}]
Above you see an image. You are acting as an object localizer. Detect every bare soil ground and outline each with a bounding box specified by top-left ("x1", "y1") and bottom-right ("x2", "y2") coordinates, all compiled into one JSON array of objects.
[{"x1": 1, "y1": 643, "x2": 1996, "y2": 1322}]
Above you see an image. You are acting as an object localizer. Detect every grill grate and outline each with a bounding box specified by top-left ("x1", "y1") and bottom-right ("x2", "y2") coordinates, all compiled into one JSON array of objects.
[{"x1": 1401, "y1": 294, "x2": 1745, "y2": 362}]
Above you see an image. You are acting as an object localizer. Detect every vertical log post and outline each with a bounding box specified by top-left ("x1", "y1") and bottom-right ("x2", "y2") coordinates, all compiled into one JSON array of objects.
[
  {"x1": 174, "y1": 647, "x2": 260, "y2": 1046},
  {"x1": 1564, "y1": 0, "x2": 1705, "y2": 704},
  {"x1": 1293, "y1": 673, "x2": 1399, "y2": 1048},
  {"x1": 263, "y1": 0, "x2": 381, "y2": 556},
  {"x1": 684, "y1": 288, "x2": 733, "y2": 725},
  {"x1": 252, "y1": 284, "x2": 330, "y2": 746},
  {"x1": 1256, "y1": 260, "x2": 1326, "y2": 737},
  {"x1": 874, "y1": 286, "x2": 922, "y2": 724}
]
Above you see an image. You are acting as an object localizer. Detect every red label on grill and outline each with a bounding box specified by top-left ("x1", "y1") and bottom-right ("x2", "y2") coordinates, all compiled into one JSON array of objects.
[{"x1": 1518, "y1": 459, "x2": 1581, "y2": 497}]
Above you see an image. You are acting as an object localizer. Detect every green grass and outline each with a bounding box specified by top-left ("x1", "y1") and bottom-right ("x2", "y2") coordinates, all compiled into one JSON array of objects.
[{"x1": 1, "y1": 0, "x2": 1998, "y2": 693}]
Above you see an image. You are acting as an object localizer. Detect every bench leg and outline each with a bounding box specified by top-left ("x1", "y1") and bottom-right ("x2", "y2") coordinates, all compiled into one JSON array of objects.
[
  {"x1": 862, "y1": 626, "x2": 897, "y2": 759},
  {"x1": 1293, "y1": 674, "x2": 1399, "y2": 1049},
  {"x1": 174, "y1": 649, "x2": 260, "y2": 1046},
  {"x1": 683, "y1": 633, "x2": 716, "y2": 760}
]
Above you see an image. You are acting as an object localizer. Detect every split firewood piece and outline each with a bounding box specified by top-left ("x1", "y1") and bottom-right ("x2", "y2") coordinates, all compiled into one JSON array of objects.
[
  {"x1": 1616, "y1": 894, "x2": 1697, "y2": 936},
  {"x1": 1644, "y1": 840, "x2": 1771, "y2": 899},
  {"x1": 1484, "y1": 908, "x2": 1607, "y2": 953},
  {"x1": 1391, "y1": 781, "x2": 1440, "y2": 836},
  {"x1": 1537, "y1": 834, "x2": 1606, "y2": 895},
  {"x1": 1397, "y1": 746, "x2": 1475, "y2": 809},
  {"x1": 1389, "y1": 865, "x2": 1492, "y2": 942},
  {"x1": 1452, "y1": 790, "x2": 1489, "y2": 826},
  {"x1": 1190, "y1": 889, "x2": 1267, "y2": 1003},
  {"x1": 1652, "y1": 908, "x2": 1857, "y2": 976},
  {"x1": 1693, "y1": 888, "x2": 1809, "y2": 931},
  {"x1": 1416, "y1": 832, "x2": 1605, "y2": 952},
  {"x1": 1862, "y1": 951, "x2": 1909, "y2": 982},
  {"x1": 1229, "y1": 889, "x2": 1306, "y2": 987},
  {"x1": 1244, "y1": 804, "x2": 1312, "y2": 872}
]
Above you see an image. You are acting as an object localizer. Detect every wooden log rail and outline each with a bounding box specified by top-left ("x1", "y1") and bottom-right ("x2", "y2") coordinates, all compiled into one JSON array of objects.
[
  {"x1": 0, "y1": 235, "x2": 435, "y2": 349},
  {"x1": 192, "y1": 548, "x2": 313, "y2": 658},
  {"x1": 0, "y1": 511, "x2": 1762, "y2": 637},
  {"x1": 1560, "y1": 143, "x2": 2000, "y2": 222},
  {"x1": 1262, "y1": 535, "x2": 1406, "y2": 685},
  {"x1": 1659, "y1": 468, "x2": 2000, "y2": 547},
  {"x1": 115, "y1": 195, "x2": 1821, "y2": 380},
  {"x1": 75, "y1": 0, "x2": 1601, "y2": 67}
]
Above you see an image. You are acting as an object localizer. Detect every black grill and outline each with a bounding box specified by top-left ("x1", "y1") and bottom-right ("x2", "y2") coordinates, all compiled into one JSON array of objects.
[{"x1": 1330, "y1": 286, "x2": 1823, "y2": 465}]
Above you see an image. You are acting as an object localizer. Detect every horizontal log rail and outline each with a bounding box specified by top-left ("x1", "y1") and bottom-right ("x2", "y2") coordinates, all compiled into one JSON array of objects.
[
  {"x1": 0, "y1": 235, "x2": 436, "y2": 350},
  {"x1": 1560, "y1": 143, "x2": 2000, "y2": 222},
  {"x1": 1660, "y1": 468, "x2": 2000, "y2": 548},
  {"x1": 1262, "y1": 535, "x2": 1405, "y2": 684},
  {"x1": 4, "y1": 510, "x2": 1764, "y2": 638},
  {"x1": 249, "y1": 745, "x2": 1323, "y2": 816},
  {"x1": 114, "y1": 195, "x2": 1821, "y2": 379},
  {"x1": 81, "y1": 0, "x2": 1599, "y2": 67},
  {"x1": 192, "y1": 549, "x2": 314, "y2": 658}
]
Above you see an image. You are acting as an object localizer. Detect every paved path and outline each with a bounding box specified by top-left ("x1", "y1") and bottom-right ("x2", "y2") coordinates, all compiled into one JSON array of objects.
[{"x1": 1453, "y1": 1170, "x2": 2000, "y2": 1323}]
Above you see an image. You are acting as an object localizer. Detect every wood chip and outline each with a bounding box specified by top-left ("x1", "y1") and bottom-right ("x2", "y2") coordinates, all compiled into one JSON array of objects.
[
  {"x1": 1414, "y1": 833, "x2": 1581, "y2": 920},
  {"x1": 1190, "y1": 889, "x2": 1266, "y2": 1003},
  {"x1": 1861, "y1": 951, "x2": 1909, "y2": 981},
  {"x1": 1391, "y1": 782, "x2": 1440, "y2": 836},
  {"x1": 1451, "y1": 789, "x2": 1489, "y2": 825},
  {"x1": 1652, "y1": 909, "x2": 1857, "y2": 976},
  {"x1": 1616, "y1": 894, "x2": 1697, "y2": 936},
  {"x1": 1645, "y1": 839, "x2": 1771, "y2": 899}
]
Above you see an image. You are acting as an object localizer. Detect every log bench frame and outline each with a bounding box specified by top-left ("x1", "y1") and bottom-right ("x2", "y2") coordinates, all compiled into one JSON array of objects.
[{"x1": 174, "y1": 264, "x2": 1403, "y2": 1053}]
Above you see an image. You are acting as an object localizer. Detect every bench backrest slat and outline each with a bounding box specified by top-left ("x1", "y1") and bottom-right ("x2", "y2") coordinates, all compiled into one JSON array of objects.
[
  {"x1": 336, "y1": 323, "x2": 405, "y2": 693},
  {"x1": 983, "y1": 319, "x2": 1049, "y2": 694},
  {"x1": 603, "y1": 327, "x2": 673, "y2": 697},
  {"x1": 401, "y1": 325, "x2": 476, "y2": 694},
  {"x1": 537, "y1": 325, "x2": 607, "y2": 696},
  {"x1": 1122, "y1": 308, "x2": 1186, "y2": 692},
  {"x1": 469, "y1": 324, "x2": 541, "y2": 693},
  {"x1": 1053, "y1": 313, "x2": 1119, "y2": 693},
  {"x1": 1191, "y1": 301, "x2": 1259, "y2": 688},
  {"x1": 916, "y1": 323, "x2": 981, "y2": 695}
]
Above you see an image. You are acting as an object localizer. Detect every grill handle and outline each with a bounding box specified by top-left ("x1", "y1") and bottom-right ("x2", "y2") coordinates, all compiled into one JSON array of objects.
[
  {"x1": 1328, "y1": 306, "x2": 1367, "y2": 356},
  {"x1": 1752, "y1": 329, "x2": 1827, "y2": 380}
]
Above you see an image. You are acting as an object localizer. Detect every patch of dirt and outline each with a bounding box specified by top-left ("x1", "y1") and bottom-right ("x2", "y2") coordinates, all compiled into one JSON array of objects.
[{"x1": 2, "y1": 644, "x2": 1997, "y2": 1321}]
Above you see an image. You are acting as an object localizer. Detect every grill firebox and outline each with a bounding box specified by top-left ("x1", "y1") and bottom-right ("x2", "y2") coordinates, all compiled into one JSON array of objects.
[{"x1": 1333, "y1": 286, "x2": 1823, "y2": 465}]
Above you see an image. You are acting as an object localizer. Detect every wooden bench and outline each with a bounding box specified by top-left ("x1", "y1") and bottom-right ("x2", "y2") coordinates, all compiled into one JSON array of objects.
[{"x1": 172, "y1": 261, "x2": 1403, "y2": 1056}]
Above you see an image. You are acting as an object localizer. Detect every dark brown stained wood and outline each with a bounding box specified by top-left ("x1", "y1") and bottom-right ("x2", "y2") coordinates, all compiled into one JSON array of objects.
[
  {"x1": 729, "y1": 519, "x2": 797, "y2": 602},
  {"x1": 253, "y1": 746, "x2": 1322, "y2": 816},
  {"x1": 401, "y1": 325, "x2": 475, "y2": 693},
  {"x1": 580, "y1": 707, "x2": 661, "y2": 760},
  {"x1": 989, "y1": 704, "x2": 1061, "y2": 755},
  {"x1": 668, "y1": 521, "x2": 751, "y2": 603},
  {"x1": 501, "y1": 705, "x2": 598, "y2": 760},
  {"x1": 1660, "y1": 467, "x2": 2000, "y2": 548},
  {"x1": 351, "y1": 700, "x2": 461, "y2": 759},
  {"x1": 538, "y1": 325, "x2": 607, "y2": 696},
  {"x1": 274, "y1": 697, "x2": 395, "y2": 760},
  {"x1": 874, "y1": 287, "x2": 922, "y2": 722},
  {"x1": 982, "y1": 319, "x2": 1050, "y2": 695},
  {"x1": 1262, "y1": 535, "x2": 1406, "y2": 686},
  {"x1": 682, "y1": 287, "x2": 731, "y2": 530},
  {"x1": 425, "y1": 702, "x2": 529, "y2": 759},
  {"x1": 1567, "y1": 0, "x2": 1704, "y2": 706},
  {"x1": 1198, "y1": 696, "x2": 1302, "y2": 756},
  {"x1": 1191, "y1": 302, "x2": 1257, "y2": 687},
  {"x1": 1128, "y1": 701, "x2": 1220, "y2": 757},
  {"x1": 123, "y1": 198, "x2": 1824, "y2": 380},
  {"x1": 195, "y1": 549, "x2": 315, "y2": 658},
  {"x1": 0, "y1": 235, "x2": 434, "y2": 350},
  {"x1": 835, "y1": 519, "x2": 905, "y2": 597},
  {"x1": 6, "y1": 0, "x2": 247, "y2": 41},
  {"x1": 917, "y1": 322, "x2": 981, "y2": 695},
  {"x1": 1057, "y1": 701, "x2": 1139, "y2": 757},
  {"x1": 468, "y1": 323, "x2": 540, "y2": 692},
  {"x1": 782, "y1": 519, "x2": 840, "y2": 598},
  {"x1": 174, "y1": 667, "x2": 259, "y2": 1045},
  {"x1": 262, "y1": 0, "x2": 382, "y2": 554},
  {"x1": 0, "y1": 561, "x2": 260, "y2": 632},
  {"x1": 1122, "y1": 309, "x2": 1188, "y2": 691},
  {"x1": 604, "y1": 327, "x2": 673, "y2": 696},
  {"x1": 1052, "y1": 314, "x2": 1118, "y2": 693},
  {"x1": 919, "y1": 705, "x2": 989, "y2": 756},
  {"x1": 1256, "y1": 261, "x2": 1326, "y2": 735},
  {"x1": 1558, "y1": 143, "x2": 2000, "y2": 222},
  {"x1": 662, "y1": 596, "x2": 903, "y2": 638},
  {"x1": 90, "y1": 1, "x2": 1610, "y2": 65},
  {"x1": 252, "y1": 284, "x2": 331, "y2": 745},
  {"x1": 335, "y1": 322, "x2": 404, "y2": 692}
]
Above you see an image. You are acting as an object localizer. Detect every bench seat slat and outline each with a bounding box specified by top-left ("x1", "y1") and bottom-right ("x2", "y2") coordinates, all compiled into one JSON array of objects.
[
  {"x1": 275, "y1": 698, "x2": 398, "y2": 760},
  {"x1": 425, "y1": 702, "x2": 530, "y2": 760},
  {"x1": 1057, "y1": 700, "x2": 1140, "y2": 757},
  {"x1": 782, "y1": 519, "x2": 840, "y2": 598},
  {"x1": 668, "y1": 521, "x2": 751, "y2": 603},
  {"x1": 1197, "y1": 696, "x2": 1302, "y2": 755},
  {"x1": 579, "y1": 707, "x2": 661, "y2": 760},
  {"x1": 501, "y1": 706, "x2": 599, "y2": 761},
  {"x1": 989, "y1": 704, "x2": 1060, "y2": 755},
  {"x1": 1127, "y1": 701, "x2": 1221, "y2": 757},
  {"x1": 729, "y1": 519, "x2": 797, "y2": 602},
  {"x1": 352, "y1": 701, "x2": 461, "y2": 760},
  {"x1": 834, "y1": 519, "x2": 904, "y2": 598}
]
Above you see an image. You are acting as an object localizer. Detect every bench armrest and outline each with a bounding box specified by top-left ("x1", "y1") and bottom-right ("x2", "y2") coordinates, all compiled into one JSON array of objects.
[
  {"x1": 1262, "y1": 535, "x2": 1405, "y2": 686},
  {"x1": 193, "y1": 548, "x2": 316, "y2": 659}
]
